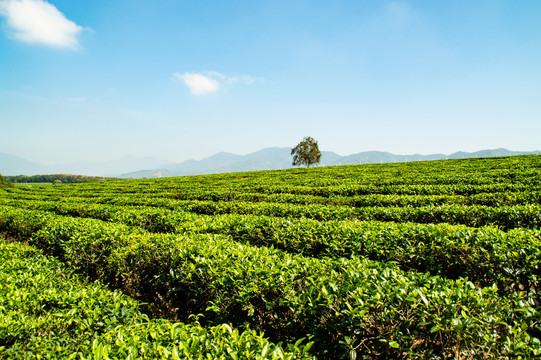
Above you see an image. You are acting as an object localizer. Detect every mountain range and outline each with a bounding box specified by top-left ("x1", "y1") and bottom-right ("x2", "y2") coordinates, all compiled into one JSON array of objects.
[
  {"x1": 0, "y1": 153, "x2": 167, "y2": 177},
  {"x1": 123, "y1": 148, "x2": 540, "y2": 178},
  {"x1": 2, "y1": 148, "x2": 538, "y2": 178}
]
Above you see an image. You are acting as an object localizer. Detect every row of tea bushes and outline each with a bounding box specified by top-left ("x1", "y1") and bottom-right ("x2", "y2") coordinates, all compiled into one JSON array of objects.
[
  {"x1": 5, "y1": 187, "x2": 541, "y2": 209},
  {"x1": 14, "y1": 194, "x2": 536, "y2": 230},
  {"x1": 0, "y1": 239, "x2": 311, "y2": 359}
]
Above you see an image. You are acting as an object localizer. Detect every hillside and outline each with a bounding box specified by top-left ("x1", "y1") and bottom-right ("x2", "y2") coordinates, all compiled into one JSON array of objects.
[{"x1": 1, "y1": 155, "x2": 540, "y2": 359}]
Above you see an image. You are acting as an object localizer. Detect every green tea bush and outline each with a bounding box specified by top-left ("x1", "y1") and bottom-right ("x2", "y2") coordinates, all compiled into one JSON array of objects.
[{"x1": 0, "y1": 240, "x2": 314, "y2": 360}]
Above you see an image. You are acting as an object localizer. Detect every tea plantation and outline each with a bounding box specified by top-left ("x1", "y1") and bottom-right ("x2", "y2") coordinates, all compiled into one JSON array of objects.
[{"x1": 1, "y1": 155, "x2": 540, "y2": 359}]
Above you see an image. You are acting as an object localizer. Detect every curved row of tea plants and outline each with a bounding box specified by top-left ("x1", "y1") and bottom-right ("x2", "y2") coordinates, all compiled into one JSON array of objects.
[
  {"x1": 4, "y1": 186, "x2": 541, "y2": 209},
  {"x1": 66, "y1": 194, "x2": 541, "y2": 230},
  {"x1": 5, "y1": 190, "x2": 541, "y2": 230}
]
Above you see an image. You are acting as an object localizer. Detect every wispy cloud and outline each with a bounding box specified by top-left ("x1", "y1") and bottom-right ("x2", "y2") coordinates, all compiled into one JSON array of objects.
[
  {"x1": 0, "y1": 0, "x2": 84, "y2": 49},
  {"x1": 173, "y1": 71, "x2": 263, "y2": 96},
  {"x1": 225, "y1": 74, "x2": 263, "y2": 85}
]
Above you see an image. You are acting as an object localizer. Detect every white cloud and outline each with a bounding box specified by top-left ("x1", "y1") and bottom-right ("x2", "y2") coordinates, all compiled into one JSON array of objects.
[
  {"x1": 0, "y1": 0, "x2": 83, "y2": 49},
  {"x1": 173, "y1": 71, "x2": 263, "y2": 96},
  {"x1": 173, "y1": 72, "x2": 221, "y2": 95},
  {"x1": 204, "y1": 71, "x2": 226, "y2": 80}
]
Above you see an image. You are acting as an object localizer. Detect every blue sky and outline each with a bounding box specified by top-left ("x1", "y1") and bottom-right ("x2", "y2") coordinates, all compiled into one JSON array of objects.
[{"x1": 1, "y1": 0, "x2": 540, "y2": 164}]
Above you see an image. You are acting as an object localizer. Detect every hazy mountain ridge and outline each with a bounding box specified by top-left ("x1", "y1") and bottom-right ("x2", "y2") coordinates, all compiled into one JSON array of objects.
[
  {"x1": 0, "y1": 153, "x2": 48, "y2": 175},
  {"x1": 120, "y1": 147, "x2": 540, "y2": 178},
  {"x1": 0, "y1": 154, "x2": 168, "y2": 177},
  {"x1": 1, "y1": 148, "x2": 539, "y2": 178}
]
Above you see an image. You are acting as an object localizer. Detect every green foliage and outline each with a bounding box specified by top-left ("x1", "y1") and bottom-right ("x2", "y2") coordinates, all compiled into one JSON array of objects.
[
  {"x1": 0, "y1": 240, "x2": 314, "y2": 359},
  {"x1": 1, "y1": 155, "x2": 541, "y2": 358},
  {"x1": 0, "y1": 173, "x2": 14, "y2": 189},
  {"x1": 4, "y1": 174, "x2": 119, "y2": 184},
  {"x1": 291, "y1": 137, "x2": 321, "y2": 168},
  {"x1": 0, "y1": 207, "x2": 540, "y2": 358},
  {"x1": 4, "y1": 199, "x2": 541, "y2": 298}
]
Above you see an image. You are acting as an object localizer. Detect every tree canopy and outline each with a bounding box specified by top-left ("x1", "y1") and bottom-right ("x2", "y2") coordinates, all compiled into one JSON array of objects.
[
  {"x1": 291, "y1": 136, "x2": 321, "y2": 168},
  {"x1": 4, "y1": 174, "x2": 118, "y2": 184},
  {"x1": 0, "y1": 173, "x2": 12, "y2": 188}
]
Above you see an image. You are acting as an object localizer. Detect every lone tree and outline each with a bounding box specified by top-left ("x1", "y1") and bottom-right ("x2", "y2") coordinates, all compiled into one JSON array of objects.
[{"x1": 291, "y1": 136, "x2": 321, "y2": 168}]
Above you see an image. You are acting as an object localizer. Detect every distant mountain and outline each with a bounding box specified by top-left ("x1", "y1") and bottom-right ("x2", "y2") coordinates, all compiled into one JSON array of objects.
[
  {"x1": 0, "y1": 154, "x2": 168, "y2": 177},
  {"x1": 2, "y1": 148, "x2": 539, "y2": 178},
  {"x1": 446, "y1": 148, "x2": 532, "y2": 159},
  {"x1": 120, "y1": 168, "x2": 175, "y2": 179},
  {"x1": 121, "y1": 148, "x2": 541, "y2": 178},
  {"x1": 126, "y1": 148, "x2": 297, "y2": 178},
  {"x1": 332, "y1": 151, "x2": 446, "y2": 165},
  {"x1": 0, "y1": 153, "x2": 47, "y2": 175},
  {"x1": 46, "y1": 156, "x2": 169, "y2": 177}
]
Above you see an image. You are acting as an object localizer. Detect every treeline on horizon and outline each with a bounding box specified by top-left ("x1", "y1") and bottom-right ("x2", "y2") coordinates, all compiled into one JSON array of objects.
[{"x1": 4, "y1": 174, "x2": 119, "y2": 184}]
